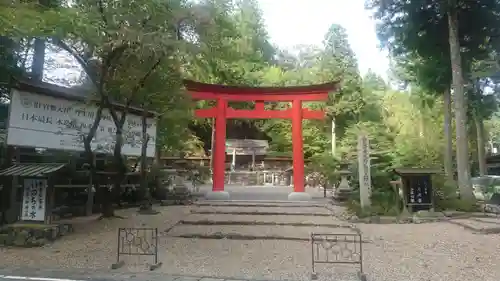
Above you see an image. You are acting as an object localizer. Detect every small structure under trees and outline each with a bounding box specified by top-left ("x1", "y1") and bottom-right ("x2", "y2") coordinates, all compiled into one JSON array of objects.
[{"x1": 0, "y1": 78, "x2": 158, "y2": 235}]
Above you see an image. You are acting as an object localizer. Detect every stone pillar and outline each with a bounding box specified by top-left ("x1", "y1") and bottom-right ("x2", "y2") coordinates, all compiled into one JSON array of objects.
[
  {"x1": 357, "y1": 133, "x2": 372, "y2": 208},
  {"x1": 171, "y1": 169, "x2": 189, "y2": 202}
]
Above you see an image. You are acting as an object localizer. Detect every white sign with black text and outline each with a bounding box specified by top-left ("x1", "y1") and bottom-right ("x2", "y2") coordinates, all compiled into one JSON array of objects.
[
  {"x1": 21, "y1": 178, "x2": 47, "y2": 221},
  {"x1": 7, "y1": 89, "x2": 157, "y2": 157},
  {"x1": 357, "y1": 133, "x2": 372, "y2": 208}
]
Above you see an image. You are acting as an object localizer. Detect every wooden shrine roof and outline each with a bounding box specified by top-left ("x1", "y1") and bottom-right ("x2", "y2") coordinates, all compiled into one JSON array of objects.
[
  {"x1": 12, "y1": 78, "x2": 159, "y2": 117},
  {"x1": 225, "y1": 139, "x2": 268, "y2": 155},
  {"x1": 183, "y1": 79, "x2": 340, "y2": 95},
  {"x1": 0, "y1": 163, "x2": 66, "y2": 177},
  {"x1": 226, "y1": 139, "x2": 269, "y2": 149}
]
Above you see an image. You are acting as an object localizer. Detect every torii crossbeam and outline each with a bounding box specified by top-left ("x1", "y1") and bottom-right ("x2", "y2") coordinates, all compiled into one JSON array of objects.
[{"x1": 185, "y1": 79, "x2": 339, "y2": 200}]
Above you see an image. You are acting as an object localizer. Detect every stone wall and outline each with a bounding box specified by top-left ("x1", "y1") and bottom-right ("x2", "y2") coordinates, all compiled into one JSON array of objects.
[{"x1": 0, "y1": 223, "x2": 73, "y2": 247}]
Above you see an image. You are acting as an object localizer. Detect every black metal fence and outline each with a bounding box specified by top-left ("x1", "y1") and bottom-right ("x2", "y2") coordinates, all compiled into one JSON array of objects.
[
  {"x1": 311, "y1": 227, "x2": 364, "y2": 280},
  {"x1": 116, "y1": 227, "x2": 158, "y2": 265}
]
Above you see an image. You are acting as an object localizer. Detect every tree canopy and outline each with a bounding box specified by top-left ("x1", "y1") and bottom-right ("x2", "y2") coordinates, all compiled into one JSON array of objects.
[{"x1": 3, "y1": 0, "x2": 500, "y2": 213}]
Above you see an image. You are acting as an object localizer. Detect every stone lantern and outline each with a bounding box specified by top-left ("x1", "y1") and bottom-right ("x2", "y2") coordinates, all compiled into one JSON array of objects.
[
  {"x1": 172, "y1": 159, "x2": 190, "y2": 203},
  {"x1": 333, "y1": 163, "x2": 352, "y2": 201}
]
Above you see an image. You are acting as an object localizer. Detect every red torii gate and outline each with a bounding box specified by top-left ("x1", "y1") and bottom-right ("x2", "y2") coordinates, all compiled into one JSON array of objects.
[{"x1": 184, "y1": 80, "x2": 339, "y2": 200}]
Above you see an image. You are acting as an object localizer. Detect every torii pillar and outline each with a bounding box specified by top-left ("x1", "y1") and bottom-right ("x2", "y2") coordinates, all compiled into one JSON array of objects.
[{"x1": 185, "y1": 80, "x2": 339, "y2": 200}]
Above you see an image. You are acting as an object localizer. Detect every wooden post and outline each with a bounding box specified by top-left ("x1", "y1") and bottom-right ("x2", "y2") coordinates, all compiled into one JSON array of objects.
[
  {"x1": 10, "y1": 147, "x2": 20, "y2": 222},
  {"x1": 251, "y1": 149, "x2": 256, "y2": 171}
]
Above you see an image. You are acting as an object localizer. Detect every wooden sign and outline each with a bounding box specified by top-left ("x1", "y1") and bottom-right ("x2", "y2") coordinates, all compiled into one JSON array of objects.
[{"x1": 21, "y1": 178, "x2": 47, "y2": 221}]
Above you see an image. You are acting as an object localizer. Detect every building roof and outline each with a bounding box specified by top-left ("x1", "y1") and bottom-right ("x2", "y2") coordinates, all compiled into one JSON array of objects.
[
  {"x1": 11, "y1": 78, "x2": 158, "y2": 117},
  {"x1": 393, "y1": 168, "x2": 442, "y2": 175},
  {"x1": 225, "y1": 139, "x2": 268, "y2": 155},
  {"x1": 226, "y1": 139, "x2": 268, "y2": 149},
  {"x1": 0, "y1": 163, "x2": 66, "y2": 177}
]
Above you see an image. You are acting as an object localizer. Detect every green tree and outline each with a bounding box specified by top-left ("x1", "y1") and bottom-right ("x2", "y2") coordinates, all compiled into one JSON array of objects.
[
  {"x1": 363, "y1": 69, "x2": 387, "y2": 92},
  {"x1": 319, "y1": 24, "x2": 363, "y2": 156},
  {"x1": 368, "y1": 0, "x2": 500, "y2": 199}
]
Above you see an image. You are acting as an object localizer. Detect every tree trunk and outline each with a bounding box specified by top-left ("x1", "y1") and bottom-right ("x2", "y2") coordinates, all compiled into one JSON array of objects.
[
  {"x1": 100, "y1": 186, "x2": 115, "y2": 217},
  {"x1": 107, "y1": 105, "x2": 130, "y2": 216},
  {"x1": 419, "y1": 115, "x2": 425, "y2": 138},
  {"x1": 473, "y1": 110, "x2": 487, "y2": 176},
  {"x1": 331, "y1": 117, "x2": 336, "y2": 155},
  {"x1": 110, "y1": 128, "x2": 125, "y2": 215},
  {"x1": 139, "y1": 109, "x2": 153, "y2": 212},
  {"x1": 448, "y1": 4, "x2": 474, "y2": 200},
  {"x1": 31, "y1": 0, "x2": 49, "y2": 81},
  {"x1": 443, "y1": 87, "x2": 454, "y2": 181},
  {"x1": 31, "y1": 38, "x2": 45, "y2": 81},
  {"x1": 84, "y1": 151, "x2": 95, "y2": 216},
  {"x1": 472, "y1": 79, "x2": 487, "y2": 176},
  {"x1": 83, "y1": 107, "x2": 103, "y2": 216},
  {"x1": 153, "y1": 132, "x2": 162, "y2": 193}
]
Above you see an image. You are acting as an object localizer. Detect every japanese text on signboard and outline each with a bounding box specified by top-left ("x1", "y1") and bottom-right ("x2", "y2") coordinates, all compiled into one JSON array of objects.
[
  {"x1": 21, "y1": 179, "x2": 47, "y2": 221},
  {"x1": 7, "y1": 90, "x2": 157, "y2": 157}
]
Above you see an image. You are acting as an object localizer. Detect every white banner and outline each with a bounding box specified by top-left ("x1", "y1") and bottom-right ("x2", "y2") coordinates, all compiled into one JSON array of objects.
[
  {"x1": 21, "y1": 178, "x2": 47, "y2": 221},
  {"x1": 7, "y1": 89, "x2": 157, "y2": 157}
]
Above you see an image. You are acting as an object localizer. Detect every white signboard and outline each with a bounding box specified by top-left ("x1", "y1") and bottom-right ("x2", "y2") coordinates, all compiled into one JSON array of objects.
[
  {"x1": 7, "y1": 90, "x2": 156, "y2": 157},
  {"x1": 357, "y1": 133, "x2": 372, "y2": 208},
  {"x1": 21, "y1": 178, "x2": 47, "y2": 221}
]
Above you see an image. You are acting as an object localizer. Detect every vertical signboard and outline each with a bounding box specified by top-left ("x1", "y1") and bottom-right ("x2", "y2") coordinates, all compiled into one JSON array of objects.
[
  {"x1": 357, "y1": 133, "x2": 372, "y2": 208},
  {"x1": 21, "y1": 178, "x2": 47, "y2": 221},
  {"x1": 407, "y1": 174, "x2": 432, "y2": 211}
]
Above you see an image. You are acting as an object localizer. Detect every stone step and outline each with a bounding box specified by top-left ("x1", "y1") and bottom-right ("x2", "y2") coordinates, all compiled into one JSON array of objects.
[
  {"x1": 167, "y1": 224, "x2": 362, "y2": 240},
  {"x1": 185, "y1": 214, "x2": 345, "y2": 224},
  {"x1": 179, "y1": 219, "x2": 352, "y2": 228},
  {"x1": 195, "y1": 201, "x2": 325, "y2": 208},
  {"x1": 190, "y1": 210, "x2": 333, "y2": 216},
  {"x1": 192, "y1": 206, "x2": 332, "y2": 215}
]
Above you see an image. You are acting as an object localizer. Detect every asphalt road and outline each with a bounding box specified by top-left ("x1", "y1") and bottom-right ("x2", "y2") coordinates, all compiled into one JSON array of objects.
[{"x1": 0, "y1": 267, "x2": 283, "y2": 281}]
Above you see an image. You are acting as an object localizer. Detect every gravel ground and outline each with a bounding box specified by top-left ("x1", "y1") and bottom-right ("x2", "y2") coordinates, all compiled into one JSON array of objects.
[
  {"x1": 156, "y1": 238, "x2": 359, "y2": 281},
  {"x1": 0, "y1": 206, "x2": 188, "y2": 270},
  {"x1": 356, "y1": 222, "x2": 500, "y2": 281},
  {"x1": 2, "y1": 202, "x2": 500, "y2": 281}
]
